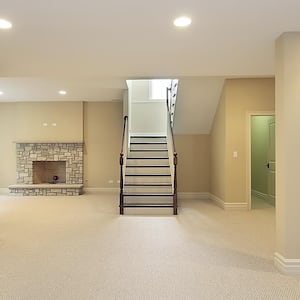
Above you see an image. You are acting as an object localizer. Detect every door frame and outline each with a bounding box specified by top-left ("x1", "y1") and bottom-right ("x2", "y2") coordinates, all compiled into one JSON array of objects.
[{"x1": 246, "y1": 111, "x2": 275, "y2": 210}]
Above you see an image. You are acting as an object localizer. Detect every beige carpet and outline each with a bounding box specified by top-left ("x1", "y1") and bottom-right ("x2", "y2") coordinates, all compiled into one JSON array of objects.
[{"x1": 0, "y1": 192, "x2": 299, "y2": 299}]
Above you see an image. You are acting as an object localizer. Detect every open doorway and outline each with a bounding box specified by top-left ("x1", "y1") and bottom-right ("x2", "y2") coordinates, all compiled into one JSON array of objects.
[{"x1": 247, "y1": 113, "x2": 275, "y2": 209}]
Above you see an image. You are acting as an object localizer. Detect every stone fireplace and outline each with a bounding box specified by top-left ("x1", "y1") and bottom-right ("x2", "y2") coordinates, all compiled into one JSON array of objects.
[{"x1": 9, "y1": 143, "x2": 84, "y2": 196}]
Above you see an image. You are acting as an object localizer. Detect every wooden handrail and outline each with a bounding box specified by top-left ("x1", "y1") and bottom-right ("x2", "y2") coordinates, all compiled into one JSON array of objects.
[
  {"x1": 166, "y1": 82, "x2": 178, "y2": 215},
  {"x1": 170, "y1": 122, "x2": 176, "y2": 154},
  {"x1": 173, "y1": 152, "x2": 178, "y2": 215},
  {"x1": 119, "y1": 115, "x2": 128, "y2": 215},
  {"x1": 120, "y1": 115, "x2": 128, "y2": 155}
]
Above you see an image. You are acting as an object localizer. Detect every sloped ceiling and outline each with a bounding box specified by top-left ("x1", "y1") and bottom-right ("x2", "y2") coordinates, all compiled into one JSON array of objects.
[
  {"x1": 1, "y1": 0, "x2": 300, "y2": 132},
  {"x1": 174, "y1": 78, "x2": 225, "y2": 134}
]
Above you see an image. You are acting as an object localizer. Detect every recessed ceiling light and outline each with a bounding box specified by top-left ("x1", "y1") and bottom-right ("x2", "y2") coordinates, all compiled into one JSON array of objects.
[
  {"x1": 59, "y1": 90, "x2": 67, "y2": 95},
  {"x1": 174, "y1": 16, "x2": 192, "y2": 27},
  {"x1": 0, "y1": 91, "x2": 3, "y2": 95},
  {"x1": 0, "y1": 19, "x2": 12, "y2": 29}
]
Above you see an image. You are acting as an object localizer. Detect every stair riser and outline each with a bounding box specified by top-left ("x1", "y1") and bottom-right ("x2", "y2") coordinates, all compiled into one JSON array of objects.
[
  {"x1": 123, "y1": 207, "x2": 174, "y2": 215},
  {"x1": 130, "y1": 144, "x2": 167, "y2": 150},
  {"x1": 124, "y1": 196, "x2": 174, "y2": 203},
  {"x1": 130, "y1": 137, "x2": 167, "y2": 143},
  {"x1": 125, "y1": 176, "x2": 172, "y2": 184},
  {"x1": 128, "y1": 152, "x2": 169, "y2": 158},
  {"x1": 126, "y1": 167, "x2": 170, "y2": 174},
  {"x1": 126, "y1": 159, "x2": 169, "y2": 166},
  {"x1": 124, "y1": 186, "x2": 173, "y2": 193}
]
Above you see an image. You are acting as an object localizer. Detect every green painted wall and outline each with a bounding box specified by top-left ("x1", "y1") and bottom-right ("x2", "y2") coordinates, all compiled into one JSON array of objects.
[{"x1": 251, "y1": 116, "x2": 274, "y2": 195}]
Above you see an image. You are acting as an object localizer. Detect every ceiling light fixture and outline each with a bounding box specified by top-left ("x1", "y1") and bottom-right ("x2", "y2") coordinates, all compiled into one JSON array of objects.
[
  {"x1": 0, "y1": 19, "x2": 12, "y2": 29},
  {"x1": 174, "y1": 16, "x2": 192, "y2": 27},
  {"x1": 0, "y1": 91, "x2": 3, "y2": 95},
  {"x1": 59, "y1": 90, "x2": 67, "y2": 95}
]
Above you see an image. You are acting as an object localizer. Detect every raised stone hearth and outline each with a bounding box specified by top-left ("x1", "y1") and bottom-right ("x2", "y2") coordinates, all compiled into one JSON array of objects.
[
  {"x1": 9, "y1": 142, "x2": 84, "y2": 196},
  {"x1": 9, "y1": 184, "x2": 83, "y2": 196}
]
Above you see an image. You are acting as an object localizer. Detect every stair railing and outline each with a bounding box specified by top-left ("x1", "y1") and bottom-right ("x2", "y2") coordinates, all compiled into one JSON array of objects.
[
  {"x1": 166, "y1": 80, "x2": 178, "y2": 215},
  {"x1": 119, "y1": 115, "x2": 128, "y2": 215},
  {"x1": 166, "y1": 79, "x2": 178, "y2": 128}
]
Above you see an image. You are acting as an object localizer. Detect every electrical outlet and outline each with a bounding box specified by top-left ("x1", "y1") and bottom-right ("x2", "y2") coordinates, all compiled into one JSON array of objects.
[{"x1": 108, "y1": 180, "x2": 114, "y2": 184}]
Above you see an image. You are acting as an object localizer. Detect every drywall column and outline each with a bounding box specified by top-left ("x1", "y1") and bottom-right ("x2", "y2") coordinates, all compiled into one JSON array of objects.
[{"x1": 275, "y1": 32, "x2": 300, "y2": 274}]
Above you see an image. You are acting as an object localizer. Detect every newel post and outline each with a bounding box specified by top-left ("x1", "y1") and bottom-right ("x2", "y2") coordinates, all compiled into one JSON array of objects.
[
  {"x1": 173, "y1": 152, "x2": 178, "y2": 215},
  {"x1": 119, "y1": 153, "x2": 124, "y2": 215}
]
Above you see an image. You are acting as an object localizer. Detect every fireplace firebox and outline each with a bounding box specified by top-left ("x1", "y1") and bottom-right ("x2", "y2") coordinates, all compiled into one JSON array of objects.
[{"x1": 33, "y1": 161, "x2": 66, "y2": 184}]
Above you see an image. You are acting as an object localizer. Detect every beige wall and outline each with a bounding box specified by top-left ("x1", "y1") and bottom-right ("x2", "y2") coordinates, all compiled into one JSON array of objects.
[
  {"x1": 175, "y1": 134, "x2": 210, "y2": 193},
  {"x1": 83, "y1": 102, "x2": 123, "y2": 188},
  {"x1": 0, "y1": 80, "x2": 274, "y2": 196},
  {"x1": 0, "y1": 101, "x2": 207, "y2": 191},
  {"x1": 210, "y1": 86, "x2": 226, "y2": 200},
  {"x1": 15, "y1": 102, "x2": 83, "y2": 142},
  {"x1": 210, "y1": 78, "x2": 275, "y2": 204},
  {"x1": 226, "y1": 78, "x2": 275, "y2": 203},
  {"x1": 0, "y1": 103, "x2": 16, "y2": 187},
  {"x1": 0, "y1": 101, "x2": 84, "y2": 187},
  {"x1": 0, "y1": 101, "x2": 122, "y2": 189},
  {"x1": 275, "y1": 33, "x2": 300, "y2": 258}
]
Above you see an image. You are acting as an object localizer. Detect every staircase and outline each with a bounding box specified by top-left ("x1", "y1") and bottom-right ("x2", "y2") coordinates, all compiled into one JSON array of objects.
[
  {"x1": 119, "y1": 79, "x2": 178, "y2": 215},
  {"x1": 122, "y1": 136, "x2": 174, "y2": 214}
]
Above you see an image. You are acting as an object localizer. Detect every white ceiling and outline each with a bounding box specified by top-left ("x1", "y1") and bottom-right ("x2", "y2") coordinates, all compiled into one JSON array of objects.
[{"x1": 1, "y1": 0, "x2": 300, "y2": 130}]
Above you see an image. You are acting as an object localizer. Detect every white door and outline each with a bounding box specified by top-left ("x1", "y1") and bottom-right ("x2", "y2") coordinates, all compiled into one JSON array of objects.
[{"x1": 267, "y1": 117, "x2": 275, "y2": 205}]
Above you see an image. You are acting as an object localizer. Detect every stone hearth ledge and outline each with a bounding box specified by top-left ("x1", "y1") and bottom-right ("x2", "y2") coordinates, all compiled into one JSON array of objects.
[{"x1": 8, "y1": 184, "x2": 83, "y2": 196}]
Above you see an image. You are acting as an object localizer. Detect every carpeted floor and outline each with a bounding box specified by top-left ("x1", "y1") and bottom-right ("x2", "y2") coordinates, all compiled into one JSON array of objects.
[{"x1": 0, "y1": 192, "x2": 299, "y2": 299}]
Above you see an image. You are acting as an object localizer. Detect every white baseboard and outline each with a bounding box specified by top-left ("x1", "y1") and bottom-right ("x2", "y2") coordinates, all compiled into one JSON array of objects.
[
  {"x1": 209, "y1": 193, "x2": 248, "y2": 210},
  {"x1": 252, "y1": 189, "x2": 268, "y2": 200},
  {"x1": 224, "y1": 202, "x2": 248, "y2": 210},
  {"x1": 178, "y1": 192, "x2": 209, "y2": 200},
  {"x1": 84, "y1": 190, "x2": 210, "y2": 200},
  {"x1": 209, "y1": 193, "x2": 225, "y2": 209},
  {"x1": 84, "y1": 188, "x2": 119, "y2": 193},
  {"x1": 274, "y1": 252, "x2": 300, "y2": 275},
  {"x1": 0, "y1": 188, "x2": 9, "y2": 195},
  {"x1": 251, "y1": 190, "x2": 275, "y2": 206},
  {"x1": 252, "y1": 189, "x2": 275, "y2": 206}
]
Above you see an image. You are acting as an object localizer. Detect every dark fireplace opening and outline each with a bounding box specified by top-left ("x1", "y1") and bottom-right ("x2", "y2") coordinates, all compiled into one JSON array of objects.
[{"x1": 33, "y1": 161, "x2": 66, "y2": 184}]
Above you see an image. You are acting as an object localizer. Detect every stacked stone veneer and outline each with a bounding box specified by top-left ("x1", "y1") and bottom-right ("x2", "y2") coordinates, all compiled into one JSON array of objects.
[
  {"x1": 10, "y1": 143, "x2": 84, "y2": 196},
  {"x1": 16, "y1": 143, "x2": 83, "y2": 184},
  {"x1": 9, "y1": 185, "x2": 83, "y2": 196}
]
